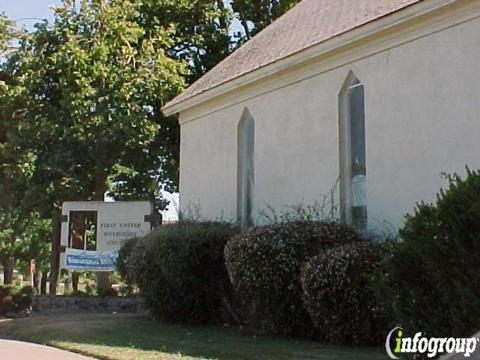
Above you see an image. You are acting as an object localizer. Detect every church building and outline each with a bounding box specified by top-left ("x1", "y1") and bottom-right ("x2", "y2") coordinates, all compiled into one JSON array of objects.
[{"x1": 163, "y1": 0, "x2": 480, "y2": 231}]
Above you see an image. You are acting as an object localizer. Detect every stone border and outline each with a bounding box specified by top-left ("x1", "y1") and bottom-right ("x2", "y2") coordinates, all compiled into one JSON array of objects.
[{"x1": 33, "y1": 296, "x2": 145, "y2": 314}]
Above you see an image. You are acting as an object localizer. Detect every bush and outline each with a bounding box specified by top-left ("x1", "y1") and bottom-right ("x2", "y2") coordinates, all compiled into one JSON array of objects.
[
  {"x1": 0, "y1": 285, "x2": 34, "y2": 316},
  {"x1": 1, "y1": 295, "x2": 16, "y2": 314},
  {"x1": 69, "y1": 290, "x2": 90, "y2": 297},
  {"x1": 117, "y1": 237, "x2": 138, "y2": 285},
  {"x1": 224, "y1": 220, "x2": 363, "y2": 336},
  {"x1": 301, "y1": 241, "x2": 388, "y2": 345},
  {"x1": 97, "y1": 287, "x2": 118, "y2": 297},
  {"x1": 121, "y1": 221, "x2": 238, "y2": 324},
  {"x1": 380, "y1": 168, "x2": 480, "y2": 337}
]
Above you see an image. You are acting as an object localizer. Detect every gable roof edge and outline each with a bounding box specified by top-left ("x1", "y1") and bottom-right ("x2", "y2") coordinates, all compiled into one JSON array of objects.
[{"x1": 162, "y1": 0, "x2": 455, "y2": 117}]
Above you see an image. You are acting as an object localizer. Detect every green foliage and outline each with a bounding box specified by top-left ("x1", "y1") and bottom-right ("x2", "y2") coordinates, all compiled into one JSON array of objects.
[
  {"x1": 0, "y1": 0, "x2": 186, "y2": 216},
  {"x1": 16, "y1": 215, "x2": 51, "y2": 271},
  {"x1": 139, "y1": 0, "x2": 302, "y2": 80},
  {"x1": 69, "y1": 289, "x2": 90, "y2": 297},
  {"x1": 0, "y1": 213, "x2": 16, "y2": 264},
  {"x1": 116, "y1": 237, "x2": 138, "y2": 285},
  {"x1": 224, "y1": 221, "x2": 362, "y2": 336},
  {"x1": 0, "y1": 285, "x2": 34, "y2": 315},
  {"x1": 121, "y1": 222, "x2": 238, "y2": 324},
  {"x1": 139, "y1": 0, "x2": 232, "y2": 83},
  {"x1": 301, "y1": 241, "x2": 388, "y2": 345},
  {"x1": 19, "y1": 286, "x2": 35, "y2": 297},
  {"x1": 0, "y1": 12, "x2": 14, "y2": 56},
  {"x1": 0, "y1": 0, "x2": 300, "y2": 219},
  {"x1": 380, "y1": 168, "x2": 480, "y2": 337},
  {"x1": 0, "y1": 0, "x2": 302, "y2": 287},
  {"x1": 0, "y1": 210, "x2": 51, "y2": 286},
  {"x1": 96, "y1": 287, "x2": 119, "y2": 298},
  {"x1": 0, "y1": 210, "x2": 25, "y2": 282}
]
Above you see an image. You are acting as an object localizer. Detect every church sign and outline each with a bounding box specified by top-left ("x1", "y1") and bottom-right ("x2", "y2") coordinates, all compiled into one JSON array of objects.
[
  {"x1": 60, "y1": 201, "x2": 153, "y2": 271},
  {"x1": 64, "y1": 248, "x2": 118, "y2": 271}
]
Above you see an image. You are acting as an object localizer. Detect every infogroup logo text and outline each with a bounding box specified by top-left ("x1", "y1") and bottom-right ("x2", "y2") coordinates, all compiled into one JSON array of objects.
[{"x1": 386, "y1": 327, "x2": 479, "y2": 359}]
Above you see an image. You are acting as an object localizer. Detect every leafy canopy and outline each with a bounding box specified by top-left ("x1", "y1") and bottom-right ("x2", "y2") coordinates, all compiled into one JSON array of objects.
[
  {"x1": 139, "y1": 0, "x2": 232, "y2": 83},
  {"x1": 0, "y1": 0, "x2": 186, "y2": 216},
  {"x1": 0, "y1": 12, "x2": 14, "y2": 56}
]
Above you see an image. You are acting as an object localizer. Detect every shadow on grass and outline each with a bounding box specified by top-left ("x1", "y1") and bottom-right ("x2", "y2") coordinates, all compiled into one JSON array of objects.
[{"x1": 0, "y1": 314, "x2": 385, "y2": 360}]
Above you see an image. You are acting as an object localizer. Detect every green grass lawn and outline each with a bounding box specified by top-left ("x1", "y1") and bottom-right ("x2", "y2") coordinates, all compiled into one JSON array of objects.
[{"x1": 0, "y1": 314, "x2": 386, "y2": 360}]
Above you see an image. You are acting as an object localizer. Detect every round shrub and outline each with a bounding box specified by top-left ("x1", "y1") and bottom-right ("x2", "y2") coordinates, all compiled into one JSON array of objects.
[
  {"x1": 122, "y1": 221, "x2": 238, "y2": 324},
  {"x1": 224, "y1": 220, "x2": 363, "y2": 336},
  {"x1": 380, "y1": 168, "x2": 480, "y2": 337},
  {"x1": 301, "y1": 241, "x2": 388, "y2": 345},
  {"x1": 117, "y1": 236, "x2": 138, "y2": 285}
]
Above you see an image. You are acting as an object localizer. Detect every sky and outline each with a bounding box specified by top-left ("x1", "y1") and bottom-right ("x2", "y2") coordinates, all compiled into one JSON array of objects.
[
  {"x1": 1, "y1": 0, "x2": 180, "y2": 220},
  {"x1": 1, "y1": 0, "x2": 62, "y2": 29}
]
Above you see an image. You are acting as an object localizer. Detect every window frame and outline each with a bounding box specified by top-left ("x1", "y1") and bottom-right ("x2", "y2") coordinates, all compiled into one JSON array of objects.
[
  {"x1": 338, "y1": 72, "x2": 367, "y2": 229},
  {"x1": 237, "y1": 108, "x2": 255, "y2": 227}
]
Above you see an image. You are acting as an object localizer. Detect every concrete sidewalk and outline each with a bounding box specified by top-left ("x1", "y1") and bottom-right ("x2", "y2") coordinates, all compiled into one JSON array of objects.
[{"x1": 0, "y1": 339, "x2": 95, "y2": 360}]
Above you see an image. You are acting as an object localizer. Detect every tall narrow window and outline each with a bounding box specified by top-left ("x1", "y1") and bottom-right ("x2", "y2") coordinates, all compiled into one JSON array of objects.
[
  {"x1": 237, "y1": 109, "x2": 255, "y2": 227},
  {"x1": 339, "y1": 73, "x2": 367, "y2": 229}
]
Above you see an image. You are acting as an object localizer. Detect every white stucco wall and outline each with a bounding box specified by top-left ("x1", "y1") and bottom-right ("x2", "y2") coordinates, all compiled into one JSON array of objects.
[{"x1": 178, "y1": 4, "x2": 480, "y2": 232}]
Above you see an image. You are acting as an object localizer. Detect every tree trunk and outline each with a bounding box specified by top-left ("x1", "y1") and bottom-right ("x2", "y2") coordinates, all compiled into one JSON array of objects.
[
  {"x1": 64, "y1": 274, "x2": 72, "y2": 295},
  {"x1": 94, "y1": 168, "x2": 111, "y2": 291},
  {"x1": 97, "y1": 272, "x2": 111, "y2": 292},
  {"x1": 33, "y1": 270, "x2": 41, "y2": 293},
  {"x1": 2, "y1": 258, "x2": 14, "y2": 285},
  {"x1": 94, "y1": 169, "x2": 107, "y2": 202},
  {"x1": 49, "y1": 212, "x2": 62, "y2": 295},
  {"x1": 41, "y1": 270, "x2": 48, "y2": 295},
  {"x1": 72, "y1": 271, "x2": 79, "y2": 292},
  {"x1": 240, "y1": 17, "x2": 251, "y2": 40},
  {"x1": 216, "y1": 0, "x2": 229, "y2": 32}
]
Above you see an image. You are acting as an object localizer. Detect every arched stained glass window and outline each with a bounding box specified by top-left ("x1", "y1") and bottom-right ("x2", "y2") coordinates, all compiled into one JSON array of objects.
[
  {"x1": 237, "y1": 109, "x2": 255, "y2": 227},
  {"x1": 339, "y1": 73, "x2": 367, "y2": 229}
]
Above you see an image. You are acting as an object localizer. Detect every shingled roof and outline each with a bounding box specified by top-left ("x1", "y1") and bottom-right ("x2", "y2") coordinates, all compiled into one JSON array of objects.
[{"x1": 163, "y1": 0, "x2": 423, "y2": 113}]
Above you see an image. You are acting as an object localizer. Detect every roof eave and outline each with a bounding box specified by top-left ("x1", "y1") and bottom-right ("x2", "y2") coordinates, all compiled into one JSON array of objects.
[{"x1": 162, "y1": 0, "x2": 455, "y2": 118}]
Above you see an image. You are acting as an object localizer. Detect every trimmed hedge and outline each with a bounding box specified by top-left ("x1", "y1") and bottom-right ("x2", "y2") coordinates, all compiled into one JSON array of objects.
[
  {"x1": 224, "y1": 221, "x2": 363, "y2": 336},
  {"x1": 301, "y1": 241, "x2": 388, "y2": 345},
  {"x1": 380, "y1": 168, "x2": 480, "y2": 337},
  {"x1": 119, "y1": 221, "x2": 238, "y2": 324}
]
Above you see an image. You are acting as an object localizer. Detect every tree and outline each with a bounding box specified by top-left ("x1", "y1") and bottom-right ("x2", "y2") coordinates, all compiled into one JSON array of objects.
[
  {"x1": 0, "y1": 207, "x2": 51, "y2": 288},
  {"x1": 138, "y1": 0, "x2": 232, "y2": 84},
  {"x1": 0, "y1": 0, "x2": 186, "y2": 290},
  {"x1": 16, "y1": 215, "x2": 51, "y2": 293},
  {"x1": 1, "y1": 26, "x2": 19, "y2": 283},
  {"x1": 0, "y1": 13, "x2": 15, "y2": 207},
  {"x1": 0, "y1": 213, "x2": 16, "y2": 284},
  {"x1": 232, "y1": 0, "x2": 300, "y2": 41},
  {"x1": 0, "y1": 1, "x2": 299, "y2": 219},
  {"x1": 0, "y1": 0, "x2": 186, "y2": 219},
  {"x1": 0, "y1": 12, "x2": 14, "y2": 56},
  {"x1": 138, "y1": 1, "x2": 301, "y2": 83},
  {"x1": 0, "y1": 0, "x2": 299, "y2": 289}
]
